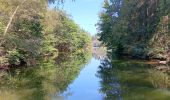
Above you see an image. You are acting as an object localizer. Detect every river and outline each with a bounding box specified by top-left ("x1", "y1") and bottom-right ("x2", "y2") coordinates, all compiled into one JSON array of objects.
[
  {"x1": 1, "y1": 51, "x2": 170, "y2": 100},
  {"x1": 58, "y1": 58, "x2": 103, "y2": 100}
]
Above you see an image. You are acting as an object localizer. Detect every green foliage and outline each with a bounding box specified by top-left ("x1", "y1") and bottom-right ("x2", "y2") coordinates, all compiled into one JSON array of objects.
[
  {"x1": 0, "y1": 0, "x2": 93, "y2": 99},
  {"x1": 8, "y1": 50, "x2": 25, "y2": 65},
  {"x1": 98, "y1": 0, "x2": 170, "y2": 59},
  {"x1": 0, "y1": 0, "x2": 91, "y2": 66},
  {"x1": 46, "y1": 10, "x2": 92, "y2": 53},
  {"x1": 16, "y1": 19, "x2": 43, "y2": 37}
]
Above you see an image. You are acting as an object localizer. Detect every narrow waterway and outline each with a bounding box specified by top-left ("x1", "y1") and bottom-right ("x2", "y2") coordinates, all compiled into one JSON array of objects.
[{"x1": 59, "y1": 58, "x2": 103, "y2": 100}]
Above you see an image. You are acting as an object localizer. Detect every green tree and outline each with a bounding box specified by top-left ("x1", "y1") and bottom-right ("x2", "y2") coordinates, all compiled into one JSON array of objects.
[
  {"x1": 98, "y1": 0, "x2": 170, "y2": 59},
  {"x1": 0, "y1": 0, "x2": 91, "y2": 67}
]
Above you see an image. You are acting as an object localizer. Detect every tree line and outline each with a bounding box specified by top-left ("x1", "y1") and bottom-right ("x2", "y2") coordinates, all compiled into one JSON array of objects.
[
  {"x1": 0, "y1": 0, "x2": 91, "y2": 67},
  {"x1": 97, "y1": 0, "x2": 170, "y2": 60}
]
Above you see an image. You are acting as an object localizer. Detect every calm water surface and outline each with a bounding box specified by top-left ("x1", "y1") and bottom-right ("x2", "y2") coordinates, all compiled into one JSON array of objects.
[
  {"x1": 1, "y1": 52, "x2": 170, "y2": 100},
  {"x1": 59, "y1": 58, "x2": 103, "y2": 100}
]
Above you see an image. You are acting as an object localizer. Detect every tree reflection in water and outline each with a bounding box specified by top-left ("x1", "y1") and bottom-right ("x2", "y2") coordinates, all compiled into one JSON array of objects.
[
  {"x1": 97, "y1": 58, "x2": 170, "y2": 100},
  {"x1": 0, "y1": 51, "x2": 91, "y2": 100},
  {"x1": 97, "y1": 59, "x2": 122, "y2": 100}
]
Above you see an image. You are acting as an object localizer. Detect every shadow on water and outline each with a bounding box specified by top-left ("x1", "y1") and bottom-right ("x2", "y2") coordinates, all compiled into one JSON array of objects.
[
  {"x1": 97, "y1": 58, "x2": 170, "y2": 100},
  {"x1": 0, "y1": 51, "x2": 92, "y2": 100}
]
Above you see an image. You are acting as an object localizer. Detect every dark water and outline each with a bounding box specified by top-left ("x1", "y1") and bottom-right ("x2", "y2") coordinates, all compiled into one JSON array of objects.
[{"x1": 1, "y1": 52, "x2": 170, "y2": 100}]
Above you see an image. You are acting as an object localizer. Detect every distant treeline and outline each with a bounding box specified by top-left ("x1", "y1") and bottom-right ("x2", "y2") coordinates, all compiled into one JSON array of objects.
[{"x1": 97, "y1": 0, "x2": 170, "y2": 60}]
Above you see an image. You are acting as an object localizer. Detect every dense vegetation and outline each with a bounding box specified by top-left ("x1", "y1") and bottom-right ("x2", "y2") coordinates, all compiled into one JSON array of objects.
[
  {"x1": 97, "y1": 0, "x2": 170, "y2": 60},
  {"x1": 0, "y1": 0, "x2": 91, "y2": 67},
  {"x1": 0, "y1": 1, "x2": 92, "y2": 99}
]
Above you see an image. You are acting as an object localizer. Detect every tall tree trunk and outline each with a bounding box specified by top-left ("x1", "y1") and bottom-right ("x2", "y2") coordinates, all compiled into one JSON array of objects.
[
  {"x1": 3, "y1": 6, "x2": 19, "y2": 36},
  {"x1": 3, "y1": 0, "x2": 27, "y2": 36}
]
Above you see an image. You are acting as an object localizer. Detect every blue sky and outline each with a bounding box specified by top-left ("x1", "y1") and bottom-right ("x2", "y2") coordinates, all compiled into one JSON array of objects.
[{"x1": 52, "y1": 0, "x2": 104, "y2": 35}]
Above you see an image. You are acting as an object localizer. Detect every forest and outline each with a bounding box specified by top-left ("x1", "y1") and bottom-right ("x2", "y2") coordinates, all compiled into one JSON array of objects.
[
  {"x1": 97, "y1": 0, "x2": 170, "y2": 62},
  {"x1": 0, "y1": 0, "x2": 91, "y2": 68}
]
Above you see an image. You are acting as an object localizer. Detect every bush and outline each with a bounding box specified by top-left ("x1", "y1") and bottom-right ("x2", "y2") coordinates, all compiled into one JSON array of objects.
[
  {"x1": 129, "y1": 44, "x2": 149, "y2": 59},
  {"x1": 8, "y1": 50, "x2": 25, "y2": 65}
]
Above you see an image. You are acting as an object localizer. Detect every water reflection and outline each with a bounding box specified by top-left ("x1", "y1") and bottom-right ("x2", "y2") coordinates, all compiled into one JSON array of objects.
[
  {"x1": 0, "y1": 51, "x2": 91, "y2": 100},
  {"x1": 92, "y1": 47, "x2": 107, "y2": 60},
  {"x1": 61, "y1": 58, "x2": 103, "y2": 100},
  {"x1": 96, "y1": 59, "x2": 121, "y2": 100},
  {"x1": 97, "y1": 58, "x2": 170, "y2": 100},
  {"x1": 148, "y1": 69, "x2": 170, "y2": 89},
  {"x1": 1, "y1": 47, "x2": 170, "y2": 100}
]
